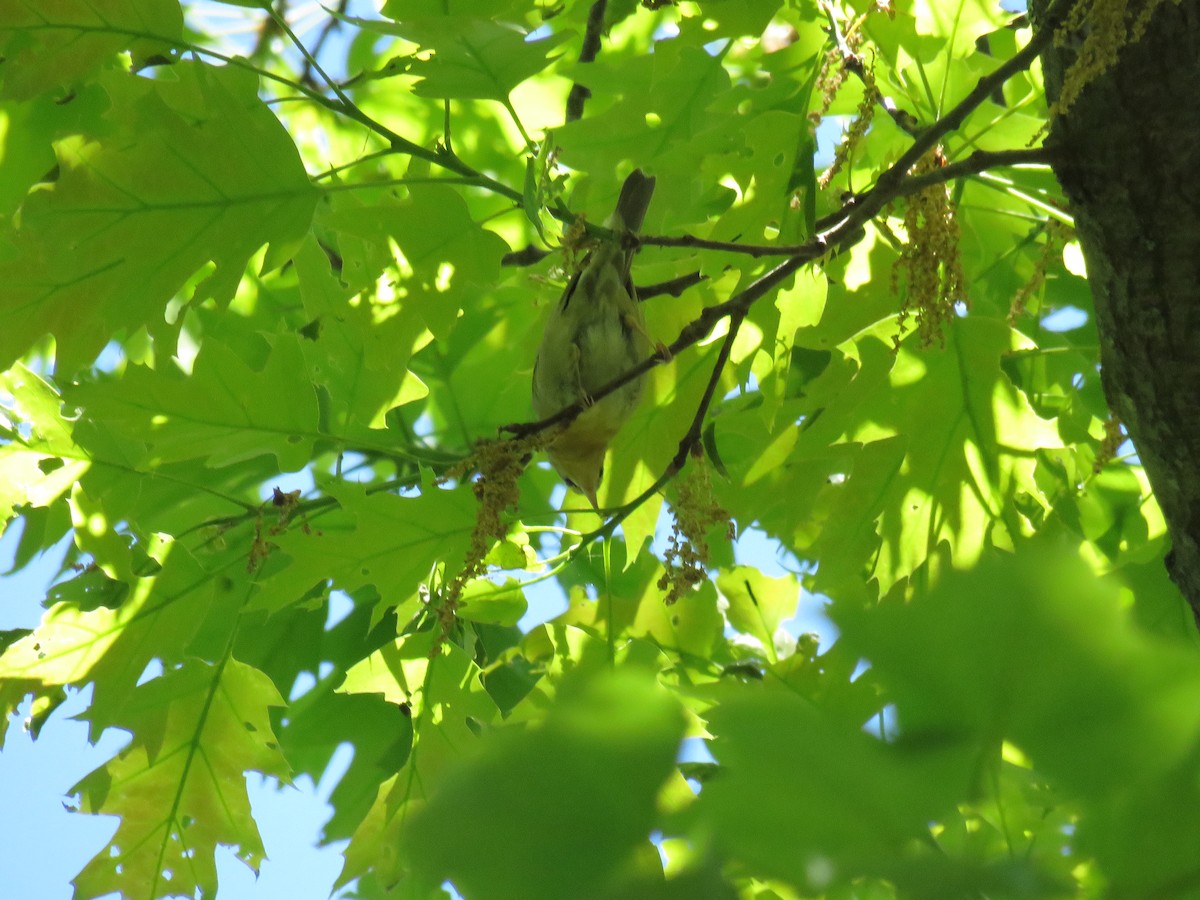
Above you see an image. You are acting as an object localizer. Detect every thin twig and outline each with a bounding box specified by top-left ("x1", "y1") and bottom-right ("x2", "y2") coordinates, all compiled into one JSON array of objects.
[
  {"x1": 502, "y1": 245, "x2": 553, "y2": 267},
  {"x1": 670, "y1": 310, "x2": 745, "y2": 472},
  {"x1": 640, "y1": 233, "x2": 807, "y2": 258},
  {"x1": 268, "y1": 6, "x2": 357, "y2": 117},
  {"x1": 69, "y1": 16, "x2": 529, "y2": 206},
  {"x1": 895, "y1": 147, "x2": 1053, "y2": 196},
  {"x1": 570, "y1": 310, "x2": 746, "y2": 550},
  {"x1": 299, "y1": 0, "x2": 349, "y2": 89},
  {"x1": 637, "y1": 271, "x2": 709, "y2": 300},
  {"x1": 639, "y1": 147, "x2": 1053, "y2": 259},
  {"x1": 819, "y1": 0, "x2": 921, "y2": 136},
  {"x1": 566, "y1": 0, "x2": 609, "y2": 123}
]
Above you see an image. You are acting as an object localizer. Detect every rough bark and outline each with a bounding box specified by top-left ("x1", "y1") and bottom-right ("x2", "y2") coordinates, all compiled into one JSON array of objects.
[{"x1": 1034, "y1": 0, "x2": 1200, "y2": 620}]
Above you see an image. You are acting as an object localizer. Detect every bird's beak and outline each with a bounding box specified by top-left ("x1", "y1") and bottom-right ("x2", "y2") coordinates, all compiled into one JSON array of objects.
[{"x1": 582, "y1": 485, "x2": 600, "y2": 511}]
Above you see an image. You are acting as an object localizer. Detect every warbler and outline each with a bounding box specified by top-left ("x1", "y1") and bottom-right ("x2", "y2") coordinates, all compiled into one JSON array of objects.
[{"x1": 531, "y1": 169, "x2": 656, "y2": 509}]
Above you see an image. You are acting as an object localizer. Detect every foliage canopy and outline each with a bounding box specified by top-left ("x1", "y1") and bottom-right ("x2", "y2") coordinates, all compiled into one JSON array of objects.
[{"x1": 1, "y1": 0, "x2": 1197, "y2": 898}]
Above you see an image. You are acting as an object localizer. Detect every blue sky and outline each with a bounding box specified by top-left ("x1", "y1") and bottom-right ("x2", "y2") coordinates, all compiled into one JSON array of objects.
[{"x1": 0, "y1": 521, "x2": 354, "y2": 899}]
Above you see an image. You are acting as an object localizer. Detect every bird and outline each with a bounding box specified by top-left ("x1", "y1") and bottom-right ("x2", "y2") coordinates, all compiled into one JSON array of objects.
[{"x1": 531, "y1": 169, "x2": 656, "y2": 509}]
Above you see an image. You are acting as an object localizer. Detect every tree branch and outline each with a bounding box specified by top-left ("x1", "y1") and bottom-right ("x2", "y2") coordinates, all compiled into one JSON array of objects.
[
  {"x1": 565, "y1": 0, "x2": 608, "y2": 123},
  {"x1": 883, "y1": 147, "x2": 1054, "y2": 197},
  {"x1": 858, "y1": 0, "x2": 1073, "y2": 206},
  {"x1": 506, "y1": 7, "x2": 1072, "y2": 530},
  {"x1": 640, "y1": 147, "x2": 1053, "y2": 260},
  {"x1": 637, "y1": 271, "x2": 708, "y2": 300},
  {"x1": 502, "y1": 245, "x2": 553, "y2": 268}
]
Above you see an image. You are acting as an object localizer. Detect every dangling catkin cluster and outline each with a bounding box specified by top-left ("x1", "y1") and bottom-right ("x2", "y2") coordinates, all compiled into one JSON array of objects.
[
  {"x1": 811, "y1": 12, "x2": 866, "y2": 125},
  {"x1": 892, "y1": 148, "x2": 967, "y2": 348},
  {"x1": 819, "y1": 77, "x2": 881, "y2": 189},
  {"x1": 438, "y1": 431, "x2": 545, "y2": 638},
  {"x1": 657, "y1": 454, "x2": 734, "y2": 606},
  {"x1": 813, "y1": 10, "x2": 876, "y2": 189},
  {"x1": 1093, "y1": 416, "x2": 1125, "y2": 473},
  {"x1": 1009, "y1": 220, "x2": 1071, "y2": 323}
]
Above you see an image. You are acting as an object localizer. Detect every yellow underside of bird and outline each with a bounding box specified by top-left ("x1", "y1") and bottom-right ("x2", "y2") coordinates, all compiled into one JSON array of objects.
[
  {"x1": 531, "y1": 169, "x2": 656, "y2": 509},
  {"x1": 532, "y1": 245, "x2": 649, "y2": 507}
]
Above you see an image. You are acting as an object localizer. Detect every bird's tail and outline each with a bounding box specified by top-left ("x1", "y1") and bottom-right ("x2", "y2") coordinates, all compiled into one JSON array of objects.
[{"x1": 609, "y1": 169, "x2": 656, "y2": 234}]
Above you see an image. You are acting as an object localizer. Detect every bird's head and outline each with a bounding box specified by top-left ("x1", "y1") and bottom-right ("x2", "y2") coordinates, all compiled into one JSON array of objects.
[{"x1": 545, "y1": 426, "x2": 611, "y2": 510}]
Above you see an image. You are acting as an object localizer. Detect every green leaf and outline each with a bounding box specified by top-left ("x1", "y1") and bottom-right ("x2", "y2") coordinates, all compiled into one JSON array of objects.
[
  {"x1": 0, "y1": 0, "x2": 183, "y2": 100},
  {"x1": 324, "y1": 185, "x2": 509, "y2": 339},
  {"x1": 66, "y1": 333, "x2": 320, "y2": 470},
  {"x1": 337, "y1": 637, "x2": 502, "y2": 890},
  {"x1": 911, "y1": 0, "x2": 1009, "y2": 58},
  {"x1": 457, "y1": 576, "x2": 527, "y2": 626},
  {"x1": 691, "y1": 0, "x2": 786, "y2": 38},
  {"x1": 279, "y1": 690, "x2": 413, "y2": 842},
  {"x1": 0, "y1": 61, "x2": 316, "y2": 371},
  {"x1": 71, "y1": 658, "x2": 290, "y2": 900},
  {"x1": 715, "y1": 566, "x2": 800, "y2": 662},
  {"x1": 254, "y1": 481, "x2": 477, "y2": 615},
  {"x1": 557, "y1": 44, "x2": 735, "y2": 180},
  {"x1": 294, "y1": 236, "x2": 433, "y2": 432},
  {"x1": 698, "y1": 687, "x2": 976, "y2": 892},
  {"x1": 808, "y1": 318, "x2": 1063, "y2": 595},
  {"x1": 401, "y1": 670, "x2": 686, "y2": 899},
  {"x1": 0, "y1": 364, "x2": 90, "y2": 522},
  {"x1": 0, "y1": 533, "x2": 248, "y2": 735},
  {"x1": 837, "y1": 541, "x2": 1200, "y2": 796},
  {"x1": 0, "y1": 87, "x2": 107, "y2": 218},
  {"x1": 403, "y1": 18, "x2": 571, "y2": 101}
]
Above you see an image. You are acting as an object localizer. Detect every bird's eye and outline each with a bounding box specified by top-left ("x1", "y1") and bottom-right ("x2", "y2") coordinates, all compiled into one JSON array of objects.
[
  {"x1": 598, "y1": 464, "x2": 605, "y2": 481},
  {"x1": 563, "y1": 477, "x2": 579, "y2": 491}
]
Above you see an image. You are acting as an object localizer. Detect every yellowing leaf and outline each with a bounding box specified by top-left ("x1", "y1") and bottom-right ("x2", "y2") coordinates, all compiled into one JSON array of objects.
[{"x1": 71, "y1": 659, "x2": 290, "y2": 900}]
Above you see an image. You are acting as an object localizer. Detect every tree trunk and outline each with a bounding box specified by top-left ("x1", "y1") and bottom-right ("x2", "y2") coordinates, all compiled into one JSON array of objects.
[{"x1": 1034, "y1": 0, "x2": 1200, "y2": 620}]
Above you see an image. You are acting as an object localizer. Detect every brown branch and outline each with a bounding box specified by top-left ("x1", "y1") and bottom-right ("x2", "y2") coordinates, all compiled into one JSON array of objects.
[
  {"x1": 565, "y1": 0, "x2": 608, "y2": 123},
  {"x1": 669, "y1": 310, "x2": 745, "y2": 473},
  {"x1": 637, "y1": 271, "x2": 708, "y2": 300},
  {"x1": 640, "y1": 233, "x2": 803, "y2": 258},
  {"x1": 502, "y1": 245, "x2": 552, "y2": 267},
  {"x1": 881, "y1": 146, "x2": 1054, "y2": 199},
  {"x1": 508, "y1": 147, "x2": 1049, "y2": 268},
  {"x1": 640, "y1": 146, "x2": 1053, "y2": 260}
]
